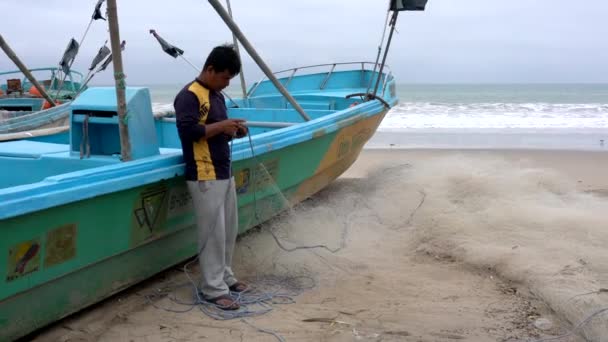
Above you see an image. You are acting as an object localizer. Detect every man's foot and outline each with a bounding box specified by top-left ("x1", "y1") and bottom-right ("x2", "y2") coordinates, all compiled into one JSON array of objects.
[
  {"x1": 206, "y1": 294, "x2": 239, "y2": 310},
  {"x1": 229, "y1": 281, "x2": 249, "y2": 293}
]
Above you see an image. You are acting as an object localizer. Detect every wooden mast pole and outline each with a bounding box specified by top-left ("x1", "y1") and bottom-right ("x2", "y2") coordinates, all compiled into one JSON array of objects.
[{"x1": 106, "y1": 0, "x2": 132, "y2": 161}]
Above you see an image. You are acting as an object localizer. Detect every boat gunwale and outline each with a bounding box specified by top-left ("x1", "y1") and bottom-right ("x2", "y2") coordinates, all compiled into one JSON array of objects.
[
  {"x1": 0, "y1": 102, "x2": 72, "y2": 132},
  {"x1": 0, "y1": 67, "x2": 85, "y2": 84},
  {"x1": 247, "y1": 61, "x2": 393, "y2": 97}
]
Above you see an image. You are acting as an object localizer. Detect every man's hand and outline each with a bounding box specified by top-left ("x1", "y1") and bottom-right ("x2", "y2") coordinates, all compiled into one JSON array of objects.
[
  {"x1": 199, "y1": 119, "x2": 247, "y2": 140},
  {"x1": 221, "y1": 119, "x2": 246, "y2": 136},
  {"x1": 235, "y1": 124, "x2": 249, "y2": 138}
]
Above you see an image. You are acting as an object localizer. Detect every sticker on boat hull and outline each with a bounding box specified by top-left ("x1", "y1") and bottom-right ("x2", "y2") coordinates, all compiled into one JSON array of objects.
[
  {"x1": 44, "y1": 224, "x2": 77, "y2": 268},
  {"x1": 6, "y1": 238, "x2": 41, "y2": 282}
]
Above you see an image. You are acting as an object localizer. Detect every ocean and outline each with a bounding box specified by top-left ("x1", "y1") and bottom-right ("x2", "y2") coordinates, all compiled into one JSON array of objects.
[{"x1": 147, "y1": 83, "x2": 608, "y2": 150}]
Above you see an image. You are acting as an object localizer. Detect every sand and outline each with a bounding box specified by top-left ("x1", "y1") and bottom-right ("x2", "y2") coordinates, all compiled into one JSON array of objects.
[{"x1": 30, "y1": 149, "x2": 608, "y2": 342}]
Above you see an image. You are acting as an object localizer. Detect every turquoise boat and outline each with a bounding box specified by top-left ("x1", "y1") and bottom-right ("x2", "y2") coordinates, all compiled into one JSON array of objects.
[
  {"x1": 0, "y1": 63, "x2": 397, "y2": 340},
  {"x1": 0, "y1": 0, "x2": 429, "y2": 338},
  {"x1": 0, "y1": 67, "x2": 84, "y2": 141}
]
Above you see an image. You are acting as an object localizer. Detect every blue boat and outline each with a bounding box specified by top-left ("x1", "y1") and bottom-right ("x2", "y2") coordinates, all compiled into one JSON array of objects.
[
  {"x1": 0, "y1": 67, "x2": 84, "y2": 141},
  {"x1": 0, "y1": 0, "x2": 428, "y2": 339},
  {"x1": 0, "y1": 62, "x2": 396, "y2": 341}
]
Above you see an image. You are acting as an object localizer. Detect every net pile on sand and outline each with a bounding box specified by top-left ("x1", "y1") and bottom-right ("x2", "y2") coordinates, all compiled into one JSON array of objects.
[
  {"x1": 355, "y1": 156, "x2": 608, "y2": 341},
  {"x1": 142, "y1": 152, "x2": 606, "y2": 340}
]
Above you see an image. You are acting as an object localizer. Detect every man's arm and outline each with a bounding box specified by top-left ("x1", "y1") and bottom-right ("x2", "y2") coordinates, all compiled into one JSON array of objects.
[
  {"x1": 174, "y1": 91, "x2": 206, "y2": 142},
  {"x1": 174, "y1": 91, "x2": 244, "y2": 141}
]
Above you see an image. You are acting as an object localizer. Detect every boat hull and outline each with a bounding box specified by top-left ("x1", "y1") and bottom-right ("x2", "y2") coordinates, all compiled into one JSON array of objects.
[
  {"x1": 0, "y1": 102, "x2": 71, "y2": 138},
  {"x1": 0, "y1": 109, "x2": 386, "y2": 340}
]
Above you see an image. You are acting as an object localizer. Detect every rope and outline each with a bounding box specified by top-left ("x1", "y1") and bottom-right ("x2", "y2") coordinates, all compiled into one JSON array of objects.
[
  {"x1": 245, "y1": 131, "x2": 357, "y2": 254},
  {"x1": 79, "y1": 19, "x2": 94, "y2": 49},
  {"x1": 179, "y1": 55, "x2": 201, "y2": 73},
  {"x1": 247, "y1": 132, "x2": 261, "y2": 222},
  {"x1": 114, "y1": 71, "x2": 126, "y2": 90},
  {"x1": 366, "y1": 9, "x2": 391, "y2": 94},
  {"x1": 527, "y1": 307, "x2": 608, "y2": 342},
  {"x1": 564, "y1": 288, "x2": 608, "y2": 304},
  {"x1": 241, "y1": 318, "x2": 286, "y2": 342},
  {"x1": 378, "y1": 10, "x2": 391, "y2": 57},
  {"x1": 142, "y1": 254, "x2": 315, "y2": 341}
]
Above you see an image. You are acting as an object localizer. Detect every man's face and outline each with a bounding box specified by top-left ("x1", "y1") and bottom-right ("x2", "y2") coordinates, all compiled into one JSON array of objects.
[{"x1": 205, "y1": 67, "x2": 234, "y2": 92}]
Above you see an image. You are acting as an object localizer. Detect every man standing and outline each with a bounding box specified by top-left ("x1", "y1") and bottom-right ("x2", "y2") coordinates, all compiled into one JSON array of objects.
[{"x1": 174, "y1": 45, "x2": 248, "y2": 310}]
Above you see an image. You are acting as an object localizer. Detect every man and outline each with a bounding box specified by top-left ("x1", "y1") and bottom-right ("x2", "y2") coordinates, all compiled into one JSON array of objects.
[{"x1": 174, "y1": 44, "x2": 248, "y2": 310}]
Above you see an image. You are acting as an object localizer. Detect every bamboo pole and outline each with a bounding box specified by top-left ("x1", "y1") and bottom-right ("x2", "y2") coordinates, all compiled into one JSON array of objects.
[
  {"x1": 0, "y1": 34, "x2": 56, "y2": 107},
  {"x1": 106, "y1": 0, "x2": 132, "y2": 161}
]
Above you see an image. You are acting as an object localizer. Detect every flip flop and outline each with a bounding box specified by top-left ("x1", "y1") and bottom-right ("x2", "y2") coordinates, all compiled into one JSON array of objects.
[
  {"x1": 206, "y1": 294, "x2": 239, "y2": 310},
  {"x1": 229, "y1": 281, "x2": 249, "y2": 293}
]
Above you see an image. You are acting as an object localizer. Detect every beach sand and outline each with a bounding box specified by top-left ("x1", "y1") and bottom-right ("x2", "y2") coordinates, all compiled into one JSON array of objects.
[{"x1": 30, "y1": 149, "x2": 608, "y2": 342}]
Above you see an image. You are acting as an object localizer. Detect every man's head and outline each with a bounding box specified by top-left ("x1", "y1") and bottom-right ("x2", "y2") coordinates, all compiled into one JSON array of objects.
[{"x1": 199, "y1": 44, "x2": 241, "y2": 92}]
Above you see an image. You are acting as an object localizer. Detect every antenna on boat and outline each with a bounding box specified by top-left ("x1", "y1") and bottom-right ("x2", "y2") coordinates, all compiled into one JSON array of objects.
[
  {"x1": 106, "y1": 0, "x2": 132, "y2": 161},
  {"x1": 225, "y1": 0, "x2": 247, "y2": 99},
  {"x1": 0, "y1": 34, "x2": 58, "y2": 107},
  {"x1": 206, "y1": 0, "x2": 311, "y2": 121},
  {"x1": 148, "y1": 29, "x2": 240, "y2": 108},
  {"x1": 371, "y1": 0, "x2": 429, "y2": 98}
]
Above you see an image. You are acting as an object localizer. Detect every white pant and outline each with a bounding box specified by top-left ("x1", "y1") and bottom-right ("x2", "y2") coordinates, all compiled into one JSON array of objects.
[{"x1": 187, "y1": 178, "x2": 238, "y2": 299}]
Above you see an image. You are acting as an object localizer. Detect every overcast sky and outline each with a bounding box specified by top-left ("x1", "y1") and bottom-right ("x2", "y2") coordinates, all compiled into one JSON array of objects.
[{"x1": 1, "y1": 0, "x2": 607, "y2": 85}]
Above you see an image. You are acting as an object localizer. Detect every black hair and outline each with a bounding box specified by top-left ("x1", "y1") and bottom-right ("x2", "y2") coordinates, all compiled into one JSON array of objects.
[{"x1": 203, "y1": 44, "x2": 241, "y2": 76}]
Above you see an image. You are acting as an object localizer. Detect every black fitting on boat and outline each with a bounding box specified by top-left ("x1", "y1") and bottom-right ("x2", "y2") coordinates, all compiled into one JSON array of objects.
[{"x1": 345, "y1": 93, "x2": 390, "y2": 109}]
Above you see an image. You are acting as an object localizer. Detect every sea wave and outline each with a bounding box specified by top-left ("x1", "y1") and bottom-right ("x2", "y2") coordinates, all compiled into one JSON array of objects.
[
  {"x1": 152, "y1": 101, "x2": 608, "y2": 129},
  {"x1": 381, "y1": 102, "x2": 608, "y2": 129},
  {"x1": 152, "y1": 103, "x2": 175, "y2": 116}
]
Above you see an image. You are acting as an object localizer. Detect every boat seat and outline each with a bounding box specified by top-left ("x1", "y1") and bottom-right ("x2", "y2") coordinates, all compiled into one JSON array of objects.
[{"x1": 0, "y1": 140, "x2": 69, "y2": 159}]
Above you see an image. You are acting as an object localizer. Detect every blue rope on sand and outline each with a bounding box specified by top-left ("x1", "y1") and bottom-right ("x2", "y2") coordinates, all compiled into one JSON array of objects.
[
  {"x1": 144, "y1": 260, "x2": 316, "y2": 316},
  {"x1": 144, "y1": 256, "x2": 315, "y2": 341}
]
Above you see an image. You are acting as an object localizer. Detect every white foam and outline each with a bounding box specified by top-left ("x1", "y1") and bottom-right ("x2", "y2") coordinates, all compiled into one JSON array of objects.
[
  {"x1": 381, "y1": 102, "x2": 608, "y2": 129},
  {"x1": 153, "y1": 101, "x2": 608, "y2": 130},
  {"x1": 152, "y1": 103, "x2": 175, "y2": 116}
]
